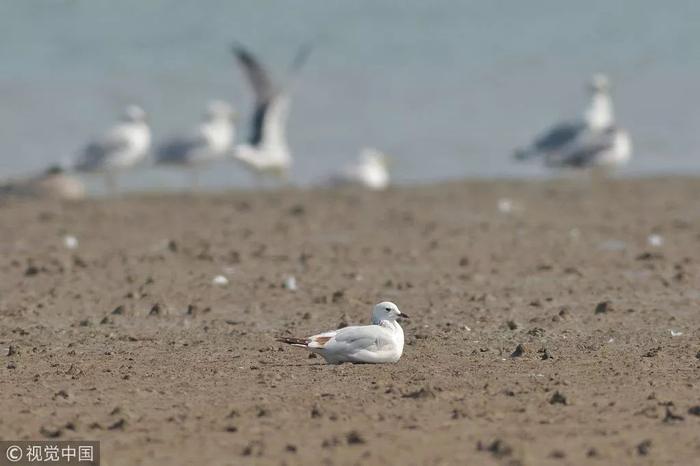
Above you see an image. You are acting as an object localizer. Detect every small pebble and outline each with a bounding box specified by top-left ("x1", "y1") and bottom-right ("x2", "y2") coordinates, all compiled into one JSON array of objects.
[
  {"x1": 647, "y1": 234, "x2": 664, "y2": 247},
  {"x1": 284, "y1": 276, "x2": 298, "y2": 291},
  {"x1": 212, "y1": 275, "x2": 229, "y2": 286},
  {"x1": 497, "y1": 198, "x2": 513, "y2": 213},
  {"x1": 63, "y1": 235, "x2": 79, "y2": 250}
]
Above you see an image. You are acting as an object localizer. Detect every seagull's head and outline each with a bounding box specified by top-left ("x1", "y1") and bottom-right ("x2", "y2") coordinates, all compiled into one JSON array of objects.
[
  {"x1": 372, "y1": 301, "x2": 409, "y2": 324},
  {"x1": 122, "y1": 105, "x2": 147, "y2": 123},
  {"x1": 205, "y1": 100, "x2": 237, "y2": 122},
  {"x1": 588, "y1": 73, "x2": 610, "y2": 94}
]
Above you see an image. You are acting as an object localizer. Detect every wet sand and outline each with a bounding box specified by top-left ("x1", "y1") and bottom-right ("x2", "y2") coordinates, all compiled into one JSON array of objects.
[{"x1": 1, "y1": 177, "x2": 699, "y2": 465}]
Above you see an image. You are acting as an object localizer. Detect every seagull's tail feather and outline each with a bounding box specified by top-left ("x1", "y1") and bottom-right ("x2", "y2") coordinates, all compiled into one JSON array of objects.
[{"x1": 276, "y1": 336, "x2": 310, "y2": 348}]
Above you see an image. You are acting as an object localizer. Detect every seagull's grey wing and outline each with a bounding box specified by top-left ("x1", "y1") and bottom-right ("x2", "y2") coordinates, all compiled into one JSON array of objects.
[
  {"x1": 515, "y1": 120, "x2": 586, "y2": 161},
  {"x1": 75, "y1": 133, "x2": 130, "y2": 171},
  {"x1": 533, "y1": 121, "x2": 586, "y2": 152},
  {"x1": 548, "y1": 128, "x2": 616, "y2": 168},
  {"x1": 156, "y1": 134, "x2": 206, "y2": 164},
  {"x1": 327, "y1": 325, "x2": 393, "y2": 353},
  {"x1": 232, "y1": 43, "x2": 276, "y2": 104}
]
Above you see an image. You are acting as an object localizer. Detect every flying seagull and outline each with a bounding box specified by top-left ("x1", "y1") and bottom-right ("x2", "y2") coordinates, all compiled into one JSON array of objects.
[
  {"x1": 277, "y1": 302, "x2": 408, "y2": 364},
  {"x1": 74, "y1": 105, "x2": 151, "y2": 193},
  {"x1": 231, "y1": 42, "x2": 312, "y2": 184},
  {"x1": 156, "y1": 100, "x2": 237, "y2": 188},
  {"x1": 514, "y1": 74, "x2": 614, "y2": 161}
]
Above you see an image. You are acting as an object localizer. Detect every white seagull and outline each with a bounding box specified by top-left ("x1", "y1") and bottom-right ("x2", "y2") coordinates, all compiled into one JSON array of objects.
[
  {"x1": 328, "y1": 147, "x2": 391, "y2": 190},
  {"x1": 514, "y1": 74, "x2": 614, "y2": 161},
  {"x1": 277, "y1": 302, "x2": 408, "y2": 364},
  {"x1": 156, "y1": 100, "x2": 237, "y2": 188},
  {"x1": 232, "y1": 43, "x2": 311, "y2": 184},
  {"x1": 74, "y1": 105, "x2": 151, "y2": 192}
]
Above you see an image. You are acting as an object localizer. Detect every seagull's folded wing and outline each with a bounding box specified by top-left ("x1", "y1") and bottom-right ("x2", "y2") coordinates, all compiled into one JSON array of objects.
[{"x1": 318, "y1": 325, "x2": 394, "y2": 358}]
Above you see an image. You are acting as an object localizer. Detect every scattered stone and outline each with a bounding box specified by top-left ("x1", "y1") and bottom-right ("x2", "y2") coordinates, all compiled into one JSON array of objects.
[
  {"x1": 643, "y1": 347, "x2": 661, "y2": 358},
  {"x1": 63, "y1": 235, "x2": 79, "y2": 250},
  {"x1": 212, "y1": 275, "x2": 229, "y2": 286},
  {"x1": 78, "y1": 319, "x2": 91, "y2": 327},
  {"x1": 594, "y1": 301, "x2": 613, "y2": 314},
  {"x1": 284, "y1": 276, "x2": 298, "y2": 291},
  {"x1": 149, "y1": 303, "x2": 162, "y2": 316},
  {"x1": 687, "y1": 406, "x2": 700, "y2": 416},
  {"x1": 108, "y1": 418, "x2": 126, "y2": 430},
  {"x1": 7, "y1": 362, "x2": 16, "y2": 369},
  {"x1": 636, "y1": 252, "x2": 663, "y2": 261},
  {"x1": 477, "y1": 439, "x2": 513, "y2": 458},
  {"x1": 112, "y1": 305, "x2": 125, "y2": 315},
  {"x1": 6, "y1": 345, "x2": 18, "y2": 357},
  {"x1": 549, "y1": 391, "x2": 567, "y2": 405},
  {"x1": 637, "y1": 439, "x2": 652, "y2": 456},
  {"x1": 40, "y1": 426, "x2": 62, "y2": 438},
  {"x1": 331, "y1": 290, "x2": 345, "y2": 303},
  {"x1": 25, "y1": 265, "x2": 40, "y2": 276},
  {"x1": 662, "y1": 406, "x2": 684, "y2": 423},
  {"x1": 528, "y1": 327, "x2": 545, "y2": 337},
  {"x1": 402, "y1": 386, "x2": 437, "y2": 399},
  {"x1": 506, "y1": 320, "x2": 518, "y2": 330},
  {"x1": 459, "y1": 257, "x2": 469, "y2": 267},
  {"x1": 346, "y1": 431, "x2": 365, "y2": 445},
  {"x1": 511, "y1": 343, "x2": 528, "y2": 357},
  {"x1": 586, "y1": 448, "x2": 599, "y2": 458},
  {"x1": 285, "y1": 444, "x2": 297, "y2": 453},
  {"x1": 288, "y1": 205, "x2": 305, "y2": 216},
  {"x1": 538, "y1": 348, "x2": 552, "y2": 360},
  {"x1": 311, "y1": 404, "x2": 323, "y2": 418},
  {"x1": 100, "y1": 316, "x2": 111, "y2": 325},
  {"x1": 549, "y1": 449, "x2": 566, "y2": 459},
  {"x1": 225, "y1": 425, "x2": 238, "y2": 433}
]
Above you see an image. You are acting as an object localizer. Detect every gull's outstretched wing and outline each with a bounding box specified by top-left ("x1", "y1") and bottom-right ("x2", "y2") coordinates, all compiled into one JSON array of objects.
[{"x1": 232, "y1": 43, "x2": 276, "y2": 105}]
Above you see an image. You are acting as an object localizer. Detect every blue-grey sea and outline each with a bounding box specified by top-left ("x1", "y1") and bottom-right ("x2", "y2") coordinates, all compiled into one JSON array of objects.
[{"x1": 1, "y1": 0, "x2": 699, "y2": 190}]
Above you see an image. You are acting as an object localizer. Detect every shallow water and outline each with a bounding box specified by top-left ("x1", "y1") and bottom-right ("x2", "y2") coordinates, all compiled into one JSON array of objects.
[{"x1": 1, "y1": 0, "x2": 699, "y2": 190}]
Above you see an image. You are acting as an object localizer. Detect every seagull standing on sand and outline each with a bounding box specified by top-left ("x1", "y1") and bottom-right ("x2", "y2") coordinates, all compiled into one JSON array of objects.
[
  {"x1": 232, "y1": 43, "x2": 311, "y2": 184},
  {"x1": 74, "y1": 105, "x2": 151, "y2": 192},
  {"x1": 514, "y1": 74, "x2": 615, "y2": 161},
  {"x1": 329, "y1": 147, "x2": 391, "y2": 190},
  {"x1": 156, "y1": 100, "x2": 237, "y2": 188},
  {"x1": 277, "y1": 302, "x2": 408, "y2": 364}
]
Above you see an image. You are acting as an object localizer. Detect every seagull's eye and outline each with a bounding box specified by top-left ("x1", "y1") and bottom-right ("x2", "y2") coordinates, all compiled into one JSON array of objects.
[{"x1": 385, "y1": 307, "x2": 392, "y2": 312}]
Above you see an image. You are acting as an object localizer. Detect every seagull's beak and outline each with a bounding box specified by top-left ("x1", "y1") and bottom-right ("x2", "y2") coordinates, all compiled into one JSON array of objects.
[{"x1": 399, "y1": 312, "x2": 409, "y2": 319}]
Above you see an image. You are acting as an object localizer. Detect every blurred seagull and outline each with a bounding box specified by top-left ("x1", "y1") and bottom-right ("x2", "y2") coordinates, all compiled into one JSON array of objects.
[
  {"x1": 232, "y1": 42, "x2": 312, "y2": 184},
  {"x1": 277, "y1": 302, "x2": 408, "y2": 364},
  {"x1": 514, "y1": 74, "x2": 614, "y2": 161},
  {"x1": 328, "y1": 147, "x2": 391, "y2": 190},
  {"x1": 156, "y1": 100, "x2": 237, "y2": 188},
  {"x1": 0, "y1": 166, "x2": 85, "y2": 200},
  {"x1": 74, "y1": 105, "x2": 151, "y2": 192},
  {"x1": 545, "y1": 125, "x2": 632, "y2": 171}
]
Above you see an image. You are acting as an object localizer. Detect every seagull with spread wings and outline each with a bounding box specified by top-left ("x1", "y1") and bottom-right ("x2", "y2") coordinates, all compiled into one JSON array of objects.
[{"x1": 231, "y1": 43, "x2": 311, "y2": 184}]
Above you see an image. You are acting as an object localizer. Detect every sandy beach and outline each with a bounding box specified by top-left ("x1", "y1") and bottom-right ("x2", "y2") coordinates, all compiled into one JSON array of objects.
[{"x1": 1, "y1": 177, "x2": 699, "y2": 465}]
